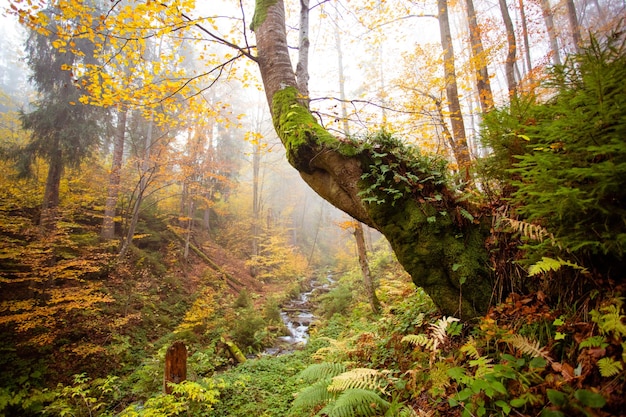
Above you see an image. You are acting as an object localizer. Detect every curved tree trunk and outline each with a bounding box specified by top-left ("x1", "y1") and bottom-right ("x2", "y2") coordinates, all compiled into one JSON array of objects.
[{"x1": 252, "y1": 0, "x2": 493, "y2": 318}]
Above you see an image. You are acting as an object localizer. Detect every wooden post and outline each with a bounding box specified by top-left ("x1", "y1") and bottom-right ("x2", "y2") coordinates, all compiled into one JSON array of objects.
[{"x1": 164, "y1": 341, "x2": 187, "y2": 394}]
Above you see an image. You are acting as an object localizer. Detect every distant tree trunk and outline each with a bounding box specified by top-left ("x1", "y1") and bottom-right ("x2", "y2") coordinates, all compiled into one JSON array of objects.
[
  {"x1": 464, "y1": 0, "x2": 494, "y2": 113},
  {"x1": 354, "y1": 223, "x2": 381, "y2": 314},
  {"x1": 438, "y1": 0, "x2": 471, "y2": 169},
  {"x1": 40, "y1": 142, "x2": 62, "y2": 230},
  {"x1": 518, "y1": 0, "x2": 534, "y2": 82},
  {"x1": 101, "y1": 106, "x2": 127, "y2": 239},
  {"x1": 164, "y1": 341, "x2": 187, "y2": 394},
  {"x1": 499, "y1": 0, "x2": 518, "y2": 97},
  {"x1": 565, "y1": 0, "x2": 582, "y2": 52},
  {"x1": 333, "y1": 13, "x2": 351, "y2": 135},
  {"x1": 295, "y1": 0, "x2": 310, "y2": 104},
  {"x1": 119, "y1": 116, "x2": 154, "y2": 258},
  {"x1": 541, "y1": 0, "x2": 561, "y2": 65},
  {"x1": 252, "y1": 138, "x2": 262, "y2": 259},
  {"x1": 334, "y1": 27, "x2": 379, "y2": 313}
]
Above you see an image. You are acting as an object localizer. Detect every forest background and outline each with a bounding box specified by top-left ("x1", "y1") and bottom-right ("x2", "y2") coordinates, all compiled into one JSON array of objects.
[{"x1": 0, "y1": 0, "x2": 625, "y2": 415}]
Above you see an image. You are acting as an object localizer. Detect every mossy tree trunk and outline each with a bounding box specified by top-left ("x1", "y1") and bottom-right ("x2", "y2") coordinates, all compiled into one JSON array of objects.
[{"x1": 252, "y1": 0, "x2": 493, "y2": 318}]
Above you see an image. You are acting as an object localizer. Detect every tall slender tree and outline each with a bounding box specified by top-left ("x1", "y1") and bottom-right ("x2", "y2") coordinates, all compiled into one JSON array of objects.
[
  {"x1": 20, "y1": 7, "x2": 102, "y2": 230},
  {"x1": 498, "y1": 0, "x2": 518, "y2": 97},
  {"x1": 437, "y1": 0, "x2": 471, "y2": 169},
  {"x1": 464, "y1": 0, "x2": 494, "y2": 113}
]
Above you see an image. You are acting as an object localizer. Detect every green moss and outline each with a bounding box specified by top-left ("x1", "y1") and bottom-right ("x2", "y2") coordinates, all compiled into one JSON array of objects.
[
  {"x1": 271, "y1": 86, "x2": 341, "y2": 172},
  {"x1": 369, "y1": 197, "x2": 492, "y2": 318},
  {"x1": 250, "y1": 0, "x2": 279, "y2": 31}
]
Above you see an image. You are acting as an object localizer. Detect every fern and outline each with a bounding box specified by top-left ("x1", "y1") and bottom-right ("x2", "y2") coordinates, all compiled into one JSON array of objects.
[
  {"x1": 528, "y1": 256, "x2": 588, "y2": 276},
  {"x1": 460, "y1": 337, "x2": 481, "y2": 359},
  {"x1": 579, "y1": 335, "x2": 609, "y2": 349},
  {"x1": 498, "y1": 215, "x2": 556, "y2": 244},
  {"x1": 429, "y1": 316, "x2": 459, "y2": 351},
  {"x1": 505, "y1": 334, "x2": 553, "y2": 363},
  {"x1": 328, "y1": 368, "x2": 387, "y2": 394},
  {"x1": 298, "y1": 362, "x2": 347, "y2": 383},
  {"x1": 291, "y1": 380, "x2": 335, "y2": 410},
  {"x1": 597, "y1": 357, "x2": 623, "y2": 378},
  {"x1": 401, "y1": 334, "x2": 433, "y2": 350},
  {"x1": 592, "y1": 298, "x2": 626, "y2": 337},
  {"x1": 328, "y1": 388, "x2": 390, "y2": 417}
]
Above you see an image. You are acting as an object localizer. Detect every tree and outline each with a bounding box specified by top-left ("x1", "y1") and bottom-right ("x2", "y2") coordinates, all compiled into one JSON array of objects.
[
  {"x1": 19, "y1": 8, "x2": 102, "y2": 230},
  {"x1": 252, "y1": 0, "x2": 492, "y2": 318},
  {"x1": 498, "y1": 0, "x2": 518, "y2": 97},
  {"x1": 541, "y1": 0, "x2": 562, "y2": 65},
  {"x1": 463, "y1": 0, "x2": 494, "y2": 113},
  {"x1": 437, "y1": 0, "x2": 471, "y2": 169}
]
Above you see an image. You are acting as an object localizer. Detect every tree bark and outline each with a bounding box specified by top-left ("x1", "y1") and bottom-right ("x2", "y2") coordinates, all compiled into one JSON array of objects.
[
  {"x1": 518, "y1": 0, "x2": 534, "y2": 82},
  {"x1": 164, "y1": 341, "x2": 187, "y2": 394},
  {"x1": 541, "y1": 0, "x2": 561, "y2": 65},
  {"x1": 498, "y1": 0, "x2": 518, "y2": 97},
  {"x1": 101, "y1": 106, "x2": 127, "y2": 239},
  {"x1": 354, "y1": 223, "x2": 381, "y2": 314},
  {"x1": 40, "y1": 142, "x2": 62, "y2": 231},
  {"x1": 437, "y1": 0, "x2": 471, "y2": 169},
  {"x1": 253, "y1": 0, "x2": 493, "y2": 318},
  {"x1": 295, "y1": 0, "x2": 310, "y2": 104},
  {"x1": 565, "y1": 0, "x2": 582, "y2": 52},
  {"x1": 119, "y1": 115, "x2": 154, "y2": 258},
  {"x1": 464, "y1": 0, "x2": 494, "y2": 113}
]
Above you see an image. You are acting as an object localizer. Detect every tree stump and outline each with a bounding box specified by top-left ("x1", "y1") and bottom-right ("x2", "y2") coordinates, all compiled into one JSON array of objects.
[{"x1": 163, "y1": 341, "x2": 187, "y2": 394}]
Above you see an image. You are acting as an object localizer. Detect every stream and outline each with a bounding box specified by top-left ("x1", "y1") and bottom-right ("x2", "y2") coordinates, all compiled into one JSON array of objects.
[{"x1": 263, "y1": 274, "x2": 334, "y2": 355}]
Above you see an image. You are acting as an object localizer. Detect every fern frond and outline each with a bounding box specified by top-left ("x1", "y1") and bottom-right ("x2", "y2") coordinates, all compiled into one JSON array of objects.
[
  {"x1": 498, "y1": 216, "x2": 556, "y2": 244},
  {"x1": 528, "y1": 256, "x2": 588, "y2": 276},
  {"x1": 595, "y1": 300, "x2": 626, "y2": 337},
  {"x1": 597, "y1": 357, "x2": 623, "y2": 377},
  {"x1": 505, "y1": 334, "x2": 553, "y2": 363},
  {"x1": 298, "y1": 362, "x2": 347, "y2": 383},
  {"x1": 328, "y1": 388, "x2": 390, "y2": 417},
  {"x1": 401, "y1": 334, "x2": 433, "y2": 350},
  {"x1": 328, "y1": 368, "x2": 387, "y2": 394},
  {"x1": 312, "y1": 337, "x2": 351, "y2": 362},
  {"x1": 291, "y1": 379, "x2": 335, "y2": 410},
  {"x1": 579, "y1": 335, "x2": 608, "y2": 349},
  {"x1": 429, "y1": 316, "x2": 459, "y2": 350},
  {"x1": 460, "y1": 337, "x2": 481, "y2": 359}
]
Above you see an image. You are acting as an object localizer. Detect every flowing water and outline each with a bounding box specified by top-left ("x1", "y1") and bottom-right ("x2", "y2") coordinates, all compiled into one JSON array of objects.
[{"x1": 264, "y1": 274, "x2": 334, "y2": 355}]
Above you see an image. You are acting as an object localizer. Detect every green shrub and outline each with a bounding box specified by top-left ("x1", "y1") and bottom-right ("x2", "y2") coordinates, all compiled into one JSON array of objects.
[{"x1": 480, "y1": 34, "x2": 626, "y2": 271}]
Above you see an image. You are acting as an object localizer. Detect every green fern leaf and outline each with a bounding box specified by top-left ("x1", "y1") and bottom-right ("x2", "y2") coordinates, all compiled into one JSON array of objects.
[
  {"x1": 578, "y1": 335, "x2": 608, "y2": 349},
  {"x1": 291, "y1": 379, "x2": 335, "y2": 409},
  {"x1": 298, "y1": 362, "x2": 347, "y2": 383},
  {"x1": 460, "y1": 337, "x2": 481, "y2": 359},
  {"x1": 597, "y1": 357, "x2": 623, "y2": 377},
  {"x1": 401, "y1": 334, "x2": 433, "y2": 350},
  {"x1": 528, "y1": 257, "x2": 588, "y2": 276},
  {"x1": 328, "y1": 368, "x2": 386, "y2": 393},
  {"x1": 328, "y1": 388, "x2": 390, "y2": 417}
]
